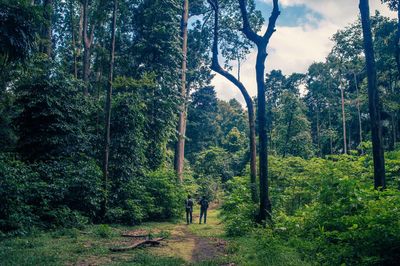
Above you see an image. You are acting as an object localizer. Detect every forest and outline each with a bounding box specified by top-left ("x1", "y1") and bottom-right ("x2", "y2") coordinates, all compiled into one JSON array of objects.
[{"x1": 0, "y1": 0, "x2": 400, "y2": 265}]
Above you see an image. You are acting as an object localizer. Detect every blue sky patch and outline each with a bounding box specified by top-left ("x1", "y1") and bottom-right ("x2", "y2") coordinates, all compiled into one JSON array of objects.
[{"x1": 255, "y1": 1, "x2": 323, "y2": 28}]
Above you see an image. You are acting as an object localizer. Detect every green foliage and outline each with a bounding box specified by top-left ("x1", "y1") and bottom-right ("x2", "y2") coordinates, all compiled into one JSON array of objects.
[
  {"x1": 0, "y1": 153, "x2": 101, "y2": 234},
  {"x1": 107, "y1": 169, "x2": 184, "y2": 225},
  {"x1": 186, "y1": 86, "x2": 221, "y2": 161},
  {"x1": 15, "y1": 69, "x2": 91, "y2": 161},
  {"x1": 223, "y1": 152, "x2": 400, "y2": 265},
  {"x1": 125, "y1": 252, "x2": 185, "y2": 266},
  {"x1": 94, "y1": 224, "x2": 113, "y2": 238},
  {"x1": 0, "y1": 0, "x2": 42, "y2": 62},
  {"x1": 0, "y1": 153, "x2": 39, "y2": 234},
  {"x1": 221, "y1": 176, "x2": 257, "y2": 236}
]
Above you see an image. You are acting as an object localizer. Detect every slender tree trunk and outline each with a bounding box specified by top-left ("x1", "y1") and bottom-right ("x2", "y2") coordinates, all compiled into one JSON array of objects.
[
  {"x1": 43, "y1": 0, "x2": 53, "y2": 57},
  {"x1": 391, "y1": 114, "x2": 396, "y2": 150},
  {"x1": 101, "y1": 0, "x2": 118, "y2": 219},
  {"x1": 69, "y1": 0, "x2": 78, "y2": 79},
  {"x1": 237, "y1": 58, "x2": 241, "y2": 81},
  {"x1": 354, "y1": 73, "x2": 363, "y2": 153},
  {"x1": 348, "y1": 122, "x2": 352, "y2": 151},
  {"x1": 239, "y1": 0, "x2": 280, "y2": 222},
  {"x1": 316, "y1": 105, "x2": 321, "y2": 156},
  {"x1": 396, "y1": 1, "x2": 400, "y2": 77},
  {"x1": 208, "y1": 0, "x2": 258, "y2": 203},
  {"x1": 359, "y1": 0, "x2": 386, "y2": 189},
  {"x1": 248, "y1": 106, "x2": 258, "y2": 203},
  {"x1": 328, "y1": 104, "x2": 333, "y2": 154},
  {"x1": 340, "y1": 79, "x2": 348, "y2": 154},
  {"x1": 82, "y1": 0, "x2": 95, "y2": 94},
  {"x1": 174, "y1": 0, "x2": 189, "y2": 182}
]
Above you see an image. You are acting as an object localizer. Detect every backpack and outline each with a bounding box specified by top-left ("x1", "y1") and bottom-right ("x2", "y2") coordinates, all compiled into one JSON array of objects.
[
  {"x1": 186, "y1": 199, "x2": 193, "y2": 210},
  {"x1": 200, "y1": 199, "x2": 209, "y2": 209}
]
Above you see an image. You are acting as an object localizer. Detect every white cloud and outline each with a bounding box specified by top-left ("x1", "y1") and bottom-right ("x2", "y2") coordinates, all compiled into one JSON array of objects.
[{"x1": 213, "y1": 0, "x2": 397, "y2": 104}]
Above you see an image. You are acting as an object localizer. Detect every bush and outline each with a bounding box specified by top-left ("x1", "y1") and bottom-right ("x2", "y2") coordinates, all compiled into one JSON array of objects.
[
  {"x1": 0, "y1": 153, "x2": 39, "y2": 234},
  {"x1": 107, "y1": 169, "x2": 185, "y2": 225},
  {"x1": 222, "y1": 153, "x2": 400, "y2": 265},
  {"x1": 221, "y1": 176, "x2": 257, "y2": 236},
  {"x1": 0, "y1": 153, "x2": 102, "y2": 234}
]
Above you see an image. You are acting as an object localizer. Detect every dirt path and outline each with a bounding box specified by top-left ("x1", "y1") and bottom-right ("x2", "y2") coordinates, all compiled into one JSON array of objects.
[{"x1": 152, "y1": 208, "x2": 227, "y2": 264}]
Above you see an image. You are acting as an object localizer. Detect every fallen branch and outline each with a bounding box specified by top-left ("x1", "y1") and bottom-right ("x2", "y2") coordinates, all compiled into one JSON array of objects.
[{"x1": 110, "y1": 237, "x2": 165, "y2": 252}]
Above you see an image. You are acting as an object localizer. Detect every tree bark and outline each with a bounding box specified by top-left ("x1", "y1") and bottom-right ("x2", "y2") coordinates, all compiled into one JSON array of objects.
[
  {"x1": 101, "y1": 0, "x2": 118, "y2": 219},
  {"x1": 354, "y1": 73, "x2": 363, "y2": 153},
  {"x1": 396, "y1": 0, "x2": 400, "y2": 77},
  {"x1": 208, "y1": 0, "x2": 258, "y2": 203},
  {"x1": 316, "y1": 105, "x2": 321, "y2": 156},
  {"x1": 43, "y1": 0, "x2": 53, "y2": 57},
  {"x1": 328, "y1": 105, "x2": 333, "y2": 154},
  {"x1": 174, "y1": 0, "x2": 189, "y2": 182},
  {"x1": 69, "y1": 0, "x2": 78, "y2": 79},
  {"x1": 239, "y1": 0, "x2": 280, "y2": 222},
  {"x1": 340, "y1": 77, "x2": 348, "y2": 154},
  {"x1": 82, "y1": 0, "x2": 95, "y2": 94},
  {"x1": 359, "y1": 0, "x2": 386, "y2": 189}
]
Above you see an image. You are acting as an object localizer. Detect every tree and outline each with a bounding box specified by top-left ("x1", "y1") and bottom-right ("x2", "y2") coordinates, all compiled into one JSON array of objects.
[
  {"x1": 174, "y1": 0, "x2": 189, "y2": 182},
  {"x1": 0, "y1": 0, "x2": 41, "y2": 64},
  {"x1": 82, "y1": 0, "x2": 92, "y2": 86},
  {"x1": 207, "y1": 0, "x2": 258, "y2": 203},
  {"x1": 381, "y1": 0, "x2": 400, "y2": 76},
  {"x1": 101, "y1": 0, "x2": 118, "y2": 220},
  {"x1": 359, "y1": 0, "x2": 386, "y2": 189},
  {"x1": 42, "y1": 0, "x2": 53, "y2": 57},
  {"x1": 186, "y1": 86, "x2": 221, "y2": 161},
  {"x1": 238, "y1": 0, "x2": 280, "y2": 222}
]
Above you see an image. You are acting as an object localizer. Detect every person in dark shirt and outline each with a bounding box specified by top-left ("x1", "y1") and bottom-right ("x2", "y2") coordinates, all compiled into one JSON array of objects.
[
  {"x1": 185, "y1": 195, "x2": 194, "y2": 224},
  {"x1": 199, "y1": 196, "x2": 209, "y2": 224}
]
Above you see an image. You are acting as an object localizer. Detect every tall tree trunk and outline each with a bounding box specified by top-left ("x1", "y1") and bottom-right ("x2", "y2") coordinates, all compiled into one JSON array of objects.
[
  {"x1": 391, "y1": 114, "x2": 396, "y2": 150},
  {"x1": 43, "y1": 0, "x2": 53, "y2": 57},
  {"x1": 101, "y1": 0, "x2": 118, "y2": 219},
  {"x1": 239, "y1": 0, "x2": 280, "y2": 222},
  {"x1": 340, "y1": 78, "x2": 348, "y2": 154},
  {"x1": 316, "y1": 105, "x2": 321, "y2": 156},
  {"x1": 174, "y1": 0, "x2": 189, "y2": 182},
  {"x1": 208, "y1": 0, "x2": 258, "y2": 203},
  {"x1": 237, "y1": 57, "x2": 241, "y2": 81},
  {"x1": 396, "y1": 0, "x2": 400, "y2": 77},
  {"x1": 82, "y1": 0, "x2": 95, "y2": 94},
  {"x1": 69, "y1": 0, "x2": 78, "y2": 79},
  {"x1": 328, "y1": 105, "x2": 333, "y2": 154},
  {"x1": 359, "y1": 0, "x2": 386, "y2": 189},
  {"x1": 354, "y1": 73, "x2": 363, "y2": 153}
]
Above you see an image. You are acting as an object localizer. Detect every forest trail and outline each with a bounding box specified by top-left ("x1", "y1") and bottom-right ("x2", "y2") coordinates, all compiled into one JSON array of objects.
[{"x1": 151, "y1": 207, "x2": 228, "y2": 264}]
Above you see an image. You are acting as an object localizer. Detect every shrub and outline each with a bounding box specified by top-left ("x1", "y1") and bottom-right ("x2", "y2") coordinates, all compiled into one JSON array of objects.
[
  {"x1": 0, "y1": 153, "x2": 39, "y2": 234},
  {"x1": 221, "y1": 176, "x2": 257, "y2": 236},
  {"x1": 0, "y1": 153, "x2": 102, "y2": 234},
  {"x1": 107, "y1": 169, "x2": 184, "y2": 225}
]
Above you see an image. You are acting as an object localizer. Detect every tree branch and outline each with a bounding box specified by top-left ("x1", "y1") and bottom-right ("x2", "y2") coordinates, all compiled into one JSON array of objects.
[
  {"x1": 208, "y1": 0, "x2": 253, "y2": 106},
  {"x1": 263, "y1": 0, "x2": 280, "y2": 42},
  {"x1": 238, "y1": 0, "x2": 262, "y2": 43},
  {"x1": 238, "y1": 0, "x2": 280, "y2": 46}
]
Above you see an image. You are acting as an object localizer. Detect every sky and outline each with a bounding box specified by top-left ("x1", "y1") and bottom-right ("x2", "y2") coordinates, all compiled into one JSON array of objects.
[{"x1": 212, "y1": 0, "x2": 397, "y2": 105}]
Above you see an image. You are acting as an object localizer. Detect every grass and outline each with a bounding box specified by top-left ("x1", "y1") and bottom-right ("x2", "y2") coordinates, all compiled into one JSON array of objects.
[
  {"x1": 0, "y1": 222, "x2": 182, "y2": 266},
  {"x1": 0, "y1": 208, "x2": 312, "y2": 266},
  {"x1": 187, "y1": 207, "x2": 224, "y2": 238}
]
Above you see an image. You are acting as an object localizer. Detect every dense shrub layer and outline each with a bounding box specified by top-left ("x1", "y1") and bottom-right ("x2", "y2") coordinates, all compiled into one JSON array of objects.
[{"x1": 222, "y1": 152, "x2": 400, "y2": 265}]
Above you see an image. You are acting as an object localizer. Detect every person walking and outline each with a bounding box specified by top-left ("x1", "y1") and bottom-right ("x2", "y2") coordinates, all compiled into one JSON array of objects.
[
  {"x1": 185, "y1": 195, "x2": 194, "y2": 224},
  {"x1": 199, "y1": 196, "x2": 209, "y2": 224}
]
